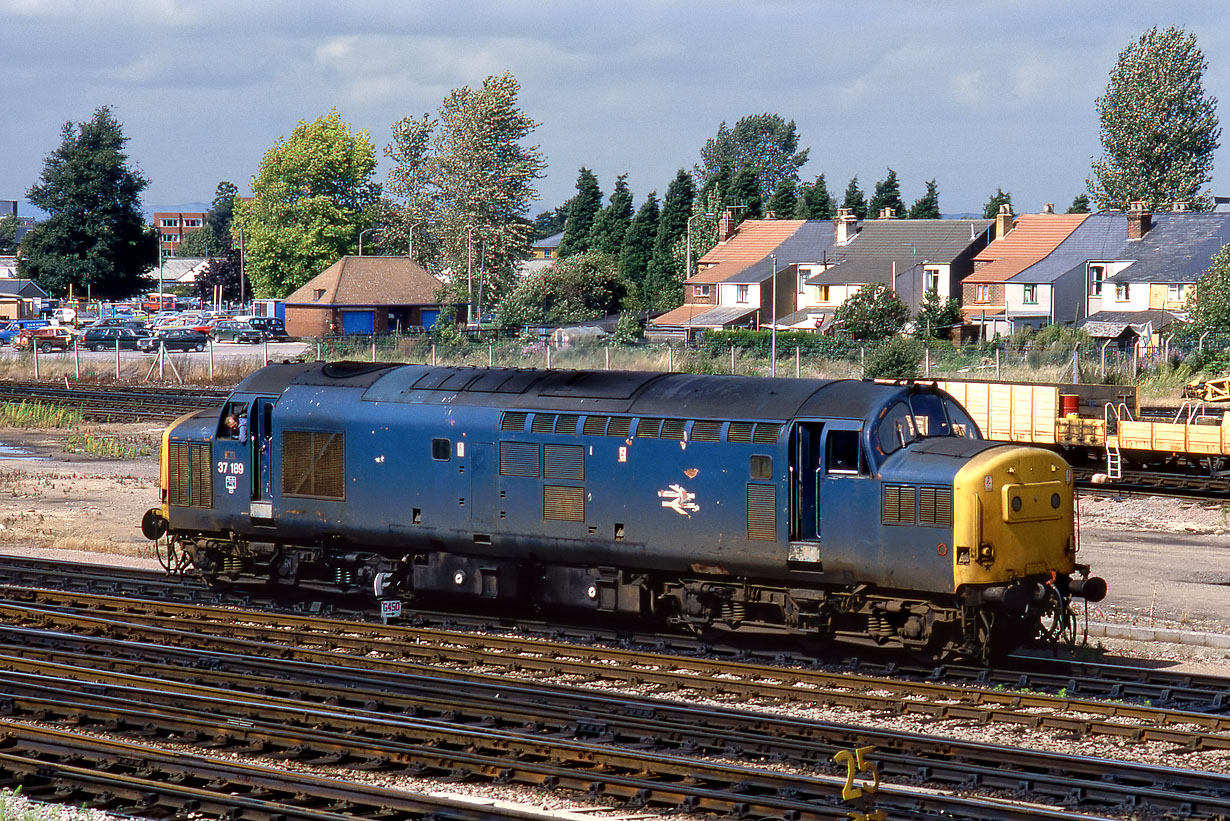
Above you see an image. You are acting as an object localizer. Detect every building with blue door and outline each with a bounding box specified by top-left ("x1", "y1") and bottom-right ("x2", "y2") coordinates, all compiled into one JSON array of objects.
[{"x1": 284, "y1": 256, "x2": 446, "y2": 338}]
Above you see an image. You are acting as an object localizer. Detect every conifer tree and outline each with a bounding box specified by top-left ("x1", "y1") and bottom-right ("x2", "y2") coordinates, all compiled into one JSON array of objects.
[
  {"x1": 794, "y1": 174, "x2": 836, "y2": 219},
  {"x1": 556, "y1": 168, "x2": 602, "y2": 258},
  {"x1": 644, "y1": 169, "x2": 695, "y2": 309},
  {"x1": 766, "y1": 177, "x2": 798, "y2": 218},
  {"x1": 909, "y1": 179, "x2": 941, "y2": 219},
  {"x1": 867, "y1": 169, "x2": 906, "y2": 219},
  {"x1": 1089, "y1": 26, "x2": 1220, "y2": 211},
  {"x1": 982, "y1": 187, "x2": 1013, "y2": 219},
  {"x1": 1067, "y1": 193, "x2": 1092, "y2": 214},
  {"x1": 587, "y1": 173, "x2": 634, "y2": 255},
  {"x1": 842, "y1": 177, "x2": 867, "y2": 220},
  {"x1": 914, "y1": 286, "x2": 962, "y2": 339},
  {"x1": 618, "y1": 192, "x2": 660, "y2": 305},
  {"x1": 20, "y1": 106, "x2": 158, "y2": 298},
  {"x1": 728, "y1": 164, "x2": 763, "y2": 221}
]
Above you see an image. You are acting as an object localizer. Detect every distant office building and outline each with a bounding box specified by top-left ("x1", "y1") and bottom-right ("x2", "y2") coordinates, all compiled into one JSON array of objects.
[
  {"x1": 154, "y1": 211, "x2": 206, "y2": 258},
  {"x1": 0, "y1": 201, "x2": 35, "y2": 243}
]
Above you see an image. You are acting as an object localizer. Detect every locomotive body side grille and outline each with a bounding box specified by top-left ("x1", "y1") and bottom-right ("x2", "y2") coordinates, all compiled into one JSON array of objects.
[
  {"x1": 882, "y1": 485, "x2": 918, "y2": 524},
  {"x1": 746, "y1": 483, "x2": 776, "y2": 540},
  {"x1": 282, "y1": 430, "x2": 345, "y2": 499},
  {"x1": 530, "y1": 413, "x2": 557, "y2": 434},
  {"x1": 753, "y1": 423, "x2": 782, "y2": 444},
  {"x1": 168, "y1": 442, "x2": 212, "y2": 508},
  {"x1": 500, "y1": 411, "x2": 528, "y2": 431},
  {"x1": 544, "y1": 444, "x2": 584, "y2": 480},
  {"x1": 554, "y1": 414, "x2": 579, "y2": 435},
  {"x1": 728, "y1": 422, "x2": 754, "y2": 442},
  {"x1": 499, "y1": 441, "x2": 540, "y2": 477},
  {"x1": 691, "y1": 421, "x2": 723, "y2": 441},
  {"x1": 582, "y1": 415, "x2": 609, "y2": 436},
  {"x1": 635, "y1": 418, "x2": 663, "y2": 438},
  {"x1": 661, "y1": 419, "x2": 687, "y2": 440},
  {"x1": 543, "y1": 485, "x2": 585, "y2": 521},
  {"x1": 606, "y1": 417, "x2": 632, "y2": 438},
  {"x1": 919, "y1": 486, "x2": 953, "y2": 526}
]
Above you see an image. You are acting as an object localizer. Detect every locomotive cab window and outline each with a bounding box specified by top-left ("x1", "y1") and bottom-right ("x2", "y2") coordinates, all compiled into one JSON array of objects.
[
  {"x1": 218, "y1": 402, "x2": 250, "y2": 441},
  {"x1": 431, "y1": 438, "x2": 451, "y2": 461},
  {"x1": 876, "y1": 402, "x2": 916, "y2": 456},
  {"x1": 942, "y1": 398, "x2": 981, "y2": 439},
  {"x1": 909, "y1": 393, "x2": 950, "y2": 438},
  {"x1": 825, "y1": 430, "x2": 862, "y2": 474},
  {"x1": 750, "y1": 454, "x2": 772, "y2": 479}
]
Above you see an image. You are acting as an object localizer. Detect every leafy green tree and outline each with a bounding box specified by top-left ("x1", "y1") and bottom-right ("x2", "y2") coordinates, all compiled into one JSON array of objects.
[
  {"x1": 644, "y1": 169, "x2": 695, "y2": 307},
  {"x1": 495, "y1": 250, "x2": 627, "y2": 328},
  {"x1": 842, "y1": 177, "x2": 867, "y2": 220},
  {"x1": 174, "y1": 225, "x2": 216, "y2": 257},
  {"x1": 207, "y1": 181, "x2": 239, "y2": 239},
  {"x1": 1089, "y1": 26, "x2": 1220, "y2": 211},
  {"x1": 0, "y1": 216, "x2": 18, "y2": 253},
  {"x1": 696, "y1": 114, "x2": 809, "y2": 203},
  {"x1": 532, "y1": 203, "x2": 569, "y2": 240},
  {"x1": 795, "y1": 174, "x2": 835, "y2": 219},
  {"x1": 556, "y1": 168, "x2": 602, "y2": 258},
  {"x1": 830, "y1": 282, "x2": 909, "y2": 341},
  {"x1": 913, "y1": 286, "x2": 962, "y2": 339},
  {"x1": 611, "y1": 310, "x2": 643, "y2": 346},
  {"x1": 587, "y1": 173, "x2": 634, "y2": 254},
  {"x1": 982, "y1": 187, "x2": 1013, "y2": 219},
  {"x1": 618, "y1": 192, "x2": 659, "y2": 304},
  {"x1": 19, "y1": 106, "x2": 157, "y2": 299},
  {"x1": 867, "y1": 169, "x2": 906, "y2": 219},
  {"x1": 728, "y1": 164, "x2": 763, "y2": 221},
  {"x1": 1183, "y1": 244, "x2": 1230, "y2": 339},
  {"x1": 1067, "y1": 193, "x2": 1092, "y2": 214},
  {"x1": 909, "y1": 179, "x2": 941, "y2": 219},
  {"x1": 766, "y1": 177, "x2": 798, "y2": 218},
  {"x1": 864, "y1": 336, "x2": 924, "y2": 379},
  {"x1": 383, "y1": 73, "x2": 545, "y2": 311},
  {"x1": 235, "y1": 110, "x2": 380, "y2": 298}
]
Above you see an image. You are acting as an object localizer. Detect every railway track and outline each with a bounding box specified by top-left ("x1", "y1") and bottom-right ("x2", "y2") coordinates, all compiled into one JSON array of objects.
[
  {"x1": 1, "y1": 591, "x2": 1228, "y2": 818},
  {"x1": 0, "y1": 381, "x2": 228, "y2": 422}
]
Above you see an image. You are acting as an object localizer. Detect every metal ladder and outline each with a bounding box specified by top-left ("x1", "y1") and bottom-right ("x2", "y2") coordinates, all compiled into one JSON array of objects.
[{"x1": 1104, "y1": 402, "x2": 1131, "y2": 480}]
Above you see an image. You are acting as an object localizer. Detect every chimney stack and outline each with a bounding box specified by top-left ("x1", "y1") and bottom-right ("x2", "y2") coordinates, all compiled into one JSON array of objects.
[
  {"x1": 878, "y1": 207, "x2": 896, "y2": 219},
  {"x1": 1042, "y1": 203, "x2": 1055, "y2": 214},
  {"x1": 1172, "y1": 201, "x2": 1190, "y2": 212},
  {"x1": 718, "y1": 209, "x2": 738, "y2": 242},
  {"x1": 835, "y1": 207, "x2": 857, "y2": 245},
  {"x1": 1127, "y1": 201, "x2": 1152, "y2": 239},
  {"x1": 995, "y1": 204, "x2": 1014, "y2": 240}
]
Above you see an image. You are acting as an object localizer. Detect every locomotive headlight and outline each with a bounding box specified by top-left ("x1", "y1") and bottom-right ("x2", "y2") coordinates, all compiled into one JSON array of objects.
[
  {"x1": 1051, "y1": 493, "x2": 1062, "y2": 509},
  {"x1": 977, "y1": 543, "x2": 995, "y2": 566},
  {"x1": 1010, "y1": 496, "x2": 1022, "y2": 513},
  {"x1": 453, "y1": 570, "x2": 466, "y2": 585}
]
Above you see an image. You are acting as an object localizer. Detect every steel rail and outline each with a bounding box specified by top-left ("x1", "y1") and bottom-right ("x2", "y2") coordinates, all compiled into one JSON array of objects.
[{"x1": 0, "y1": 628, "x2": 1225, "y2": 817}]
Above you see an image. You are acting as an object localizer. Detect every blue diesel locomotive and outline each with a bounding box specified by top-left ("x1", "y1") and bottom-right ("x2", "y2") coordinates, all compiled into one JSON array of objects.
[{"x1": 143, "y1": 362, "x2": 1105, "y2": 656}]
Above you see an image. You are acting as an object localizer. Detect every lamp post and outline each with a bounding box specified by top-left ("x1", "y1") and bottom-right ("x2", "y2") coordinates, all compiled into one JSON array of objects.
[
  {"x1": 770, "y1": 253, "x2": 777, "y2": 377},
  {"x1": 358, "y1": 227, "x2": 383, "y2": 257},
  {"x1": 466, "y1": 225, "x2": 475, "y2": 326},
  {"x1": 685, "y1": 212, "x2": 716, "y2": 281},
  {"x1": 408, "y1": 220, "x2": 429, "y2": 261}
]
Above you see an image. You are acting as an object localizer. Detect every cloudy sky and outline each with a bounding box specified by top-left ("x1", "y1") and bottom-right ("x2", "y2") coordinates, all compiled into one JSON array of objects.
[{"x1": 3, "y1": 1, "x2": 1230, "y2": 219}]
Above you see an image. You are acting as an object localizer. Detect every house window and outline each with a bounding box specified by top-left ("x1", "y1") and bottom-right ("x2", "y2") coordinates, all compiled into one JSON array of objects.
[
  {"x1": 736, "y1": 284, "x2": 749, "y2": 303},
  {"x1": 924, "y1": 267, "x2": 941, "y2": 292},
  {"x1": 184, "y1": 218, "x2": 202, "y2": 228},
  {"x1": 1167, "y1": 283, "x2": 1186, "y2": 301},
  {"x1": 817, "y1": 285, "x2": 831, "y2": 303},
  {"x1": 1114, "y1": 283, "x2": 1130, "y2": 302},
  {"x1": 543, "y1": 249, "x2": 553, "y2": 260},
  {"x1": 1089, "y1": 265, "x2": 1104, "y2": 296},
  {"x1": 693, "y1": 284, "x2": 710, "y2": 298},
  {"x1": 162, "y1": 233, "x2": 177, "y2": 244},
  {"x1": 1023, "y1": 284, "x2": 1038, "y2": 304},
  {"x1": 160, "y1": 218, "x2": 179, "y2": 227},
  {"x1": 975, "y1": 284, "x2": 990, "y2": 303}
]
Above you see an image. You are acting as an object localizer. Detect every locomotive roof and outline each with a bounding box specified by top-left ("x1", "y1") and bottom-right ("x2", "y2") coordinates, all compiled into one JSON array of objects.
[{"x1": 248, "y1": 362, "x2": 929, "y2": 423}]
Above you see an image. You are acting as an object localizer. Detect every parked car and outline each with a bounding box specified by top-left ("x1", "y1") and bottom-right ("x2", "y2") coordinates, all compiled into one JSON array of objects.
[
  {"x1": 14, "y1": 326, "x2": 74, "y2": 353},
  {"x1": 242, "y1": 316, "x2": 290, "y2": 340},
  {"x1": 81, "y1": 327, "x2": 145, "y2": 351},
  {"x1": 88, "y1": 317, "x2": 147, "y2": 331},
  {"x1": 137, "y1": 328, "x2": 209, "y2": 353},
  {"x1": 210, "y1": 320, "x2": 264, "y2": 344},
  {"x1": 0, "y1": 319, "x2": 50, "y2": 345}
]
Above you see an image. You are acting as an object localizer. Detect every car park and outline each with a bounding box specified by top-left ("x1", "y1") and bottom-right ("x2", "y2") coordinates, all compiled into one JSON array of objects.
[
  {"x1": 210, "y1": 320, "x2": 264, "y2": 344},
  {"x1": 0, "y1": 319, "x2": 50, "y2": 345},
  {"x1": 88, "y1": 317, "x2": 147, "y2": 331},
  {"x1": 137, "y1": 328, "x2": 209, "y2": 353},
  {"x1": 243, "y1": 316, "x2": 290, "y2": 340},
  {"x1": 81, "y1": 327, "x2": 145, "y2": 352},
  {"x1": 14, "y1": 327, "x2": 74, "y2": 353}
]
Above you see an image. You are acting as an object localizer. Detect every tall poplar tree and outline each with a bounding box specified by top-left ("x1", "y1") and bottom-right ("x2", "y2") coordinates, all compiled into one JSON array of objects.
[
  {"x1": 696, "y1": 114, "x2": 809, "y2": 204},
  {"x1": 235, "y1": 110, "x2": 381, "y2": 298},
  {"x1": 384, "y1": 72, "x2": 545, "y2": 310},
  {"x1": 795, "y1": 174, "x2": 835, "y2": 219},
  {"x1": 842, "y1": 177, "x2": 867, "y2": 220},
  {"x1": 1089, "y1": 26, "x2": 1220, "y2": 211},
  {"x1": 556, "y1": 168, "x2": 602, "y2": 258},
  {"x1": 644, "y1": 169, "x2": 695, "y2": 310},
  {"x1": 20, "y1": 106, "x2": 157, "y2": 299},
  {"x1": 618, "y1": 192, "x2": 659, "y2": 303},
  {"x1": 587, "y1": 173, "x2": 634, "y2": 255}
]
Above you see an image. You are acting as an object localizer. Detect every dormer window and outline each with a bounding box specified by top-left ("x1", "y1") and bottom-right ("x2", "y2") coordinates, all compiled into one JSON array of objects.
[{"x1": 313, "y1": 289, "x2": 326, "y2": 301}]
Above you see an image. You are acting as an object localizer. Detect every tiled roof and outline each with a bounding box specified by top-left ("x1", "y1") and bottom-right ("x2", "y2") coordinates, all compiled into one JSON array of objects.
[
  {"x1": 533, "y1": 231, "x2": 563, "y2": 249},
  {"x1": 968, "y1": 214, "x2": 1088, "y2": 283},
  {"x1": 285, "y1": 256, "x2": 443, "y2": 306},
  {"x1": 718, "y1": 222, "x2": 837, "y2": 284},
  {"x1": 1112, "y1": 213, "x2": 1230, "y2": 283},
  {"x1": 1009, "y1": 214, "x2": 1129, "y2": 284},
  {"x1": 691, "y1": 219, "x2": 808, "y2": 284},
  {"x1": 650, "y1": 304, "x2": 715, "y2": 326},
  {"x1": 650, "y1": 304, "x2": 756, "y2": 328},
  {"x1": 805, "y1": 219, "x2": 991, "y2": 286}
]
